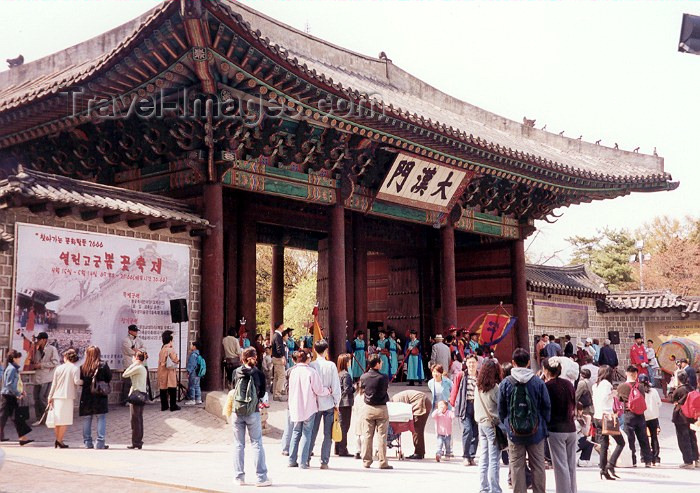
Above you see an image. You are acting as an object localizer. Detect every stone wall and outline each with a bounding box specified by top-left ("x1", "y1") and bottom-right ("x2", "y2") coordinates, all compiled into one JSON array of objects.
[
  {"x1": 0, "y1": 208, "x2": 202, "y2": 404},
  {"x1": 527, "y1": 290, "x2": 700, "y2": 369}
]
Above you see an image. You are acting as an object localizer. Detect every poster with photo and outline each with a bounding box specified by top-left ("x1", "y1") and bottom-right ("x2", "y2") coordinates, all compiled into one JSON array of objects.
[{"x1": 11, "y1": 223, "x2": 191, "y2": 370}]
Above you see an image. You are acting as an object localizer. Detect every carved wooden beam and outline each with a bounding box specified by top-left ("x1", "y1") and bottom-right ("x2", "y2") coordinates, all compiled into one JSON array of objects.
[
  {"x1": 149, "y1": 220, "x2": 171, "y2": 231},
  {"x1": 127, "y1": 218, "x2": 148, "y2": 228},
  {"x1": 103, "y1": 213, "x2": 126, "y2": 224}
]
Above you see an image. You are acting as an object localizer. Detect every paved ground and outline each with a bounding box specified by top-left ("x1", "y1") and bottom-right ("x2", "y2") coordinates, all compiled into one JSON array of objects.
[{"x1": 1, "y1": 384, "x2": 699, "y2": 492}]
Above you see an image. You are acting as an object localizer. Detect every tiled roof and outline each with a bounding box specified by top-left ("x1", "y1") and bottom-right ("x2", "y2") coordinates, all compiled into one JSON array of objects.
[
  {"x1": 214, "y1": 0, "x2": 673, "y2": 185},
  {"x1": 0, "y1": 2, "x2": 173, "y2": 113},
  {"x1": 605, "y1": 291, "x2": 687, "y2": 311},
  {"x1": 526, "y1": 264, "x2": 607, "y2": 297},
  {"x1": 0, "y1": 0, "x2": 676, "y2": 190},
  {"x1": 0, "y1": 167, "x2": 209, "y2": 231},
  {"x1": 684, "y1": 297, "x2": 700, "y2": 314}
]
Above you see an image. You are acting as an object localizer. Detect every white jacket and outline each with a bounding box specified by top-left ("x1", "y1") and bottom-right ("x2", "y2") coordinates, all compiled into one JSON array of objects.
[{"x1": 643, "y1": 388, "x2": 662, "y2": 421}]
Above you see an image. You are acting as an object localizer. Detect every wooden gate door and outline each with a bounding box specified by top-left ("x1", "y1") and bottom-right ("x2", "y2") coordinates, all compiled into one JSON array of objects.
[{"x1": 386, "y1": 257, "x2": 421, "y2": 337}]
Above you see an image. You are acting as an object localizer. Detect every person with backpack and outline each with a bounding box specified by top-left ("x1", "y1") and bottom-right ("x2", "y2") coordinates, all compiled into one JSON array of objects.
[
  {"x1": 184, "y1": 341, "x2": 205, "y2": 406},
  {"x1": 229, "y1": 347, "x2": 271, "y2": 487},
  {"x1": 616, "y1": 365, "x2": 652, "y2": 468},
  {"x1": 497, "y1": 348, "x2": 551, "y2": 493},
  {"x1": 671, "y1": 371, "x2": 700, "y2": 469},
  {"x1": 638, "y1": 374, "x2": 662, "y2": 465},
  {"x1": 542, "y1": 358, "x2": 577, "y2": 493}
]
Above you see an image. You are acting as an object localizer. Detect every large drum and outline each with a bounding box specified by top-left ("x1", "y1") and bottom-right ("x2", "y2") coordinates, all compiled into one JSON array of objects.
[{"x1": 657, "y1": 338, "x2": 700, "y2": 375}]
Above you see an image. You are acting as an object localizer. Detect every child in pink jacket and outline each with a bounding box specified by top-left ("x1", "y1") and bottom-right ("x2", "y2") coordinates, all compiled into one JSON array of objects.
[{"x1": 431, "y1": 400, "x2": 455, "y2": 461}]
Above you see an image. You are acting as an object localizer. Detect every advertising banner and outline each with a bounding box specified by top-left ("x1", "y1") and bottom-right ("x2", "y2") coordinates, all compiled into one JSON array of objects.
[{"x1": 11, "y1": 223, "x2": 191, "y2": 370}]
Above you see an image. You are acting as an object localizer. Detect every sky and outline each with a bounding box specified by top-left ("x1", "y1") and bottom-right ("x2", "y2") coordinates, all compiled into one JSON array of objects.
[{"x1": 1, "y1": 0, "x2": 698, "y2": 264}]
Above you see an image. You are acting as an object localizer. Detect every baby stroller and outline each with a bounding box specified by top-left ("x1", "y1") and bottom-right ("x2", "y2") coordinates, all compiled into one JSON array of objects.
[{"x1": 386, "y1": 402, "x2": 414, "y2": 460}]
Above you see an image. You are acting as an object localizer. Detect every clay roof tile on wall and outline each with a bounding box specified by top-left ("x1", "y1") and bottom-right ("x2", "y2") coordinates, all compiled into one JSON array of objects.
[
  {"x1": 605, "y1": 291, "x2": 687, "y2": 311},
  {"x1": 526, "y1": 264, "x2": 608, "y2": 298}
]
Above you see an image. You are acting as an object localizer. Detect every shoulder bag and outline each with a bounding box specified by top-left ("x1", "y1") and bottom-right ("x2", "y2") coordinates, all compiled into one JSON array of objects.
[
  {"x1": 165, "y1": 351, "x2": 178, "y2": 369},
  {"x1": 601, "y1": 412, "x2": 621, "y2": 436},
  {"x1": 91, "y1": 366, "x2": 111, "y2": 396},
  {"x1": 477, "y1": 389, "x2": 508, "y2": 450},
  {"x1": 127, "y1": 390, "x2": 148, "y2": 406}
]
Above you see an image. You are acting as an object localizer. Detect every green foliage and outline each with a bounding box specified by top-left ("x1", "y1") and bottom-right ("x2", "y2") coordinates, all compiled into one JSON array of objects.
[
  {"x1": 255, "y1": 246, "x2": 318, "y2": 335},
  {"x1": 283, "y1": 276, "x2": 318, "y2": 340},
  {"x1": 566, "y1": 228, "x2": 636, "y2": 291}
]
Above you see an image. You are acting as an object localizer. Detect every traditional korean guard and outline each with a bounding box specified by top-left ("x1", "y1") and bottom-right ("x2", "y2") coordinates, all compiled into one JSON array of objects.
[{"x1": 405, "y1": 330, "x2": 424, "y2": 385}]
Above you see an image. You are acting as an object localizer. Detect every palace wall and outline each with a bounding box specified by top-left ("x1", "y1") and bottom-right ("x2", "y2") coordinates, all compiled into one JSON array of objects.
[{"x1": 0, "y1": 208, "x2": 201, "y2": 403}]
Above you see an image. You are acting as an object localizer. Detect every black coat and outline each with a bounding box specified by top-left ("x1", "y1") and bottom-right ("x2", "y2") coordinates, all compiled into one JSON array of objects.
[{"x1": 79, "y1": 362, "x2": 112, "y2": 416}]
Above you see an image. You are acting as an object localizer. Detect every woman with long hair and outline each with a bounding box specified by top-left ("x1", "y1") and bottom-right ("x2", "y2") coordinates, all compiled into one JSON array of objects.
[
  {"x1": 157, "y1": 330, "x2": 180, "y2": 412},
  {"x1": 474, "y1": 359, "x2": 502, "y2": 493},
  {"x1": 428, "y1": 364, "x2": 453, "y2": 411},
  {"x1": 638, "y1": 373, "x2": 661, "y2": 465},
  {"x1": 123, "y1": 350, "x2": 148, "y2": 449},
  {"x1": 79, "y1": 345, "x2": 112, "y2": 449},
  {"x1": 47, "y1": 349, "x2": 81, "y2": 448},
  {"x1": 592, "y1": 365, "x2": 625, "y2": 480},
  {"x1": 335, "y1": 353, "x2": 354, "y2": 457},
  {"x1": 0, "y1": 350, "x2": 33, "y2": 445},
  {"x1": 543, "y1": 358, "x2": 577, "y2": 493}
]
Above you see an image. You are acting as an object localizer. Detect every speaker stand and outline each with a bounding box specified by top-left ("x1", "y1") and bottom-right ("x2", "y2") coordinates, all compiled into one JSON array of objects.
[{"x1": 176, "y1": 320, "x2": 188, "y2": 401}]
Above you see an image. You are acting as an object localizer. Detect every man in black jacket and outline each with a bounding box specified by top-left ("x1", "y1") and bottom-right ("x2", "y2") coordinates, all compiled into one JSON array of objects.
[
  {"x1": 359, "y1": 355, "x2": 393, "y2": 470},
  {"x1": 598, "y1": 339, "x2": 618, "y2": 369},
  {"x1": 271, "y1": 323, "x2": 288, "y2": 400}
]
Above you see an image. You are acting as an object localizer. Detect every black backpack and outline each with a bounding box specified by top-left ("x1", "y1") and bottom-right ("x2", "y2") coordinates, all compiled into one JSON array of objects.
[{"x1": 508, "y1": 376, "x2": 539, "y2": 437}]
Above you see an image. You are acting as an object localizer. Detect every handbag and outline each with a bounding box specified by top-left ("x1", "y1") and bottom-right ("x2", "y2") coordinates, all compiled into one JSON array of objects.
[
  {"x1": 331, "y1": 409, "x2": 343, "y2": 443},
  {"x1": 15, "y1": 404, "x2": 30, "y2": 422},
  {"x1": 46, "y1": 407, "x2": 56, "y2": 428},
  {"x1": 127, "y1": 390, "x2": 148, "y2": 406},
  {"x1": 165, "y1": 353, "x2": 178, "y2": 370},
  {"x1": 91, "y1": 367, "x2": 111, "y2": 396},
  {"x1": 477, "y1": 389, "x2": 508, "y2": 451},
  {"x1": 601, "y1": 412, "x2": 621, "y2": 436}
]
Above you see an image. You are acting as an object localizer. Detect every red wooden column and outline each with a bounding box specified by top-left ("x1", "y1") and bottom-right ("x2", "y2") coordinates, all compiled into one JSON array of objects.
[
  {"x1": 328, "y1": 198, "x2": 347, "y2": 358},
  {"x1": 345, "y1": 218, "x2": 355, "y2": 336},
  {"x1": 511, "y1": 238, "x2": 530, "y2": 351},
  {"x1": 237, "y1": 213, "x2": 256, "y2": 333},
  {"x1": 224, "y1": 195, "x2": 238, "y2": 332},
  {"x1": 353, "y1": 214, "x2": 367, "y2": 339},
  {"x1": 271, "y1": 244, "x2": 284, "y2": 329},
  {"x1": 201, "y1": 183, "x2": 224, "y2": 390},
  {"x1": 441, "y1": 223, "x2": 458, "y2": 329}
]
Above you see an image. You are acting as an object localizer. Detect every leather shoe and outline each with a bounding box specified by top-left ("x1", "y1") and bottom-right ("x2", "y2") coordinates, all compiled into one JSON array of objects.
[
  {"x1": 407, "y1": 454, "x2": 424, "y2": 460},
  {"x1": 19, "y1": 439, "x2": 34, "y2": 446},
  {"x1": 380, "y1": 465, "x2": 394, "y2": 470}
]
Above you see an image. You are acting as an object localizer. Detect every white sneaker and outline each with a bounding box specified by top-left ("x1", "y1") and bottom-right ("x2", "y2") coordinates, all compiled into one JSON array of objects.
[
  {"x1": 577, "y1": 460, "x2": 590, "y2": 467},
  {"x1": 195, "y1": 400, "x2": 203, "y2": 405},
  {"x1": 256, "y1": 479, "x2": 272, "y2": 487},
  {"x1": 679, "y1": 462, "x2": 695, "y2": 469},
  {"x1": 236, "y1": 478, "x2": 247, "y2": 486},
  {"x1": 183, "y1": 400, "x2": 196, "y2": 406}
]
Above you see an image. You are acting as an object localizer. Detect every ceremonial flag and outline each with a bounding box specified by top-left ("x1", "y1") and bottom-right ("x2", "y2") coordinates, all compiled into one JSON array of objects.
[
  {"x1": 312, "y1": 302, "x2": 323, "y2": 358},
  {"x1": 479, "y1": 313, "x2": 517, "y2": 347}
]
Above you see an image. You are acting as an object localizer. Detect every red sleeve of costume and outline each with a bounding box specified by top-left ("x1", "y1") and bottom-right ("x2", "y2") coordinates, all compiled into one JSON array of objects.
[{"x1": 450, "y1": 372, "x2": 462, "y2": 406}]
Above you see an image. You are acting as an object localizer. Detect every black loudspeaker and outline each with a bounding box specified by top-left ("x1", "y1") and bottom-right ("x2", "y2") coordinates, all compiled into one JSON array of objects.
[
  {"x1": 608, "y1": 330, "x2": 620, "y2": 345},
  {"x1": 170, "y1": 299, "x2": 189, "y2": 324}
]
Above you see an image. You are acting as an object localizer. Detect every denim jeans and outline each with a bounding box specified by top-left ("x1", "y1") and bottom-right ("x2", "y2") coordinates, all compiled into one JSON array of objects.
[
  {"x1": 461, "y1": 412, "x2": 479, "y2": 459},
  {"x1": 478, "y1": 424, "x2": 502, "y2": 493},
  {"x1": 310, "y1": 408, "x2": 334, "y2": 465},
  {"x1": 436, "y1": 434, "x2": 452, "y2": 456},
  {"x1": 289, "y1": 414, "x2": 316, "y2": 468},
  {"x1": 233, "y1": 412, "x2": 269, "y2": 484},
  {"x1": 281, "y1": 410, "x2": 293, "y2": 453},
  {"x1": 186, "y1": 374, "x2": 201, "y2": 402},
  {"x1": 83, "y1": 413, "x2": 107, "y2": 449}
]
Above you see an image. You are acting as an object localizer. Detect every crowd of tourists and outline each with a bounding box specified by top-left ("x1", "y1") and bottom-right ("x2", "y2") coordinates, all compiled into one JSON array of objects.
[
  {"x1": 226, "y1": 324, "x2": 700, "y2": 492},
  {"x1": 3, "y1": 322, "x2": 700, "y2": 492}
]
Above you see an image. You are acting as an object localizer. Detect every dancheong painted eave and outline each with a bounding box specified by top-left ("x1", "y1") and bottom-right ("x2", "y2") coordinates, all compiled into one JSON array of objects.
[{"x1": 0, "y1": 0, "x2": 678, "y2": 196}]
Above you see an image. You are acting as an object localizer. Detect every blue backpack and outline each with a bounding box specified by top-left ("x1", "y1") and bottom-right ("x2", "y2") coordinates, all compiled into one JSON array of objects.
[{"x1": 196, "y1": 354, "x2": 207, "y2": 377}]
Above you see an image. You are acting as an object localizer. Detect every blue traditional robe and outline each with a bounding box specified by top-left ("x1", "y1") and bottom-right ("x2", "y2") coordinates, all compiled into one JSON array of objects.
[
  {"x1": 388, "y1": 338, "x2": 399, "y2": 377},
  {"x1": 406, "y1": 338, "x2": 424, "y2": 381},
  {"x1": 286, "y1": 338, "x2": 297, "y2": 368},
  {"x1": 350, "y1": 338, "x2": 366, "y2": 379},
  {"x1": 302, "y1": 335, "x2": 313, "y2": 349},
  {"x1": 377, "y1": 338, "x2": 390, "y2": 376},
  {"x1": 239, "y1": 337, "x2": 251, "y2": 349}
]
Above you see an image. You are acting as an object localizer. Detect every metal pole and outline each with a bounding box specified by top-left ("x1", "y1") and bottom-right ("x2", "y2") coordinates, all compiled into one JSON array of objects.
[{"x1": 639, "y1": 249, "x2": 644, "y2": 290}]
